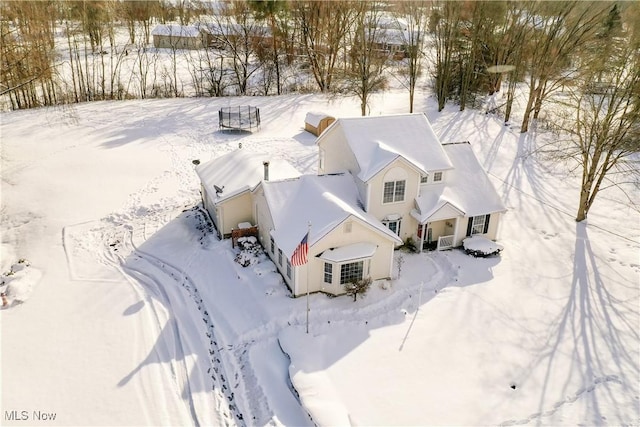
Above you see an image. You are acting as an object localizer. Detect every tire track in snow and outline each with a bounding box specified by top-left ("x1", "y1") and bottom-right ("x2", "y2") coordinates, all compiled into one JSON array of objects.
[
  {"x1": 97, "y1": 211, "x2": 239, "y2": 427},
  {"x1": 122, "y1": 262, "x2": 203, "y2": 427},
  {"x1": 123, "y1": 230, "x2": 245, "y2": 426},
  {"x1": 102, "y1": 232, "x2": 204, "y2": 426},
  {"x1": 97, "y1": 196, "x2": 457, "y2": 426}
]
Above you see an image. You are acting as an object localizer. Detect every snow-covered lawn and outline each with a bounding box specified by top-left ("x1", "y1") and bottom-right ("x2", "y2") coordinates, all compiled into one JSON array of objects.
[{"x1": 1, "y1": 90, "x2": 638, "y2": 426}]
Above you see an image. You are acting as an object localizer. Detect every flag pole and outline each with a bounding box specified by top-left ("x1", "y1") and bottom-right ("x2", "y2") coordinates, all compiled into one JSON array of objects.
[{"x1": 306, "y1": 222, "x2": 311, "y2": 334}]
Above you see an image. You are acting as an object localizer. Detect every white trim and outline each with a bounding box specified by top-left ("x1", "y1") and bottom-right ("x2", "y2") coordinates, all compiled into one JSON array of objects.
[
  {"x1": 319, "y1": 242, "x2": 377, "y2": 263},
  {"x1": 382, "y1": 179, "x2": 406, "y2": 204},
  {"x1": 217, "y1": 205, "x2": 224, "y2": 236},
  {"x1": 382, "y1": 218, "x2": 401, "y2": 236}
]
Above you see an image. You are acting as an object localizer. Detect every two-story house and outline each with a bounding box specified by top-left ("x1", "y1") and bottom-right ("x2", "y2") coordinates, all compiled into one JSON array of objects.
[
  {"x1": 317, "y1": 113, "x2": 506, "y2": 252},
  {"x1": 198, "y1": 113, "x2": 505, "y2": 297}
]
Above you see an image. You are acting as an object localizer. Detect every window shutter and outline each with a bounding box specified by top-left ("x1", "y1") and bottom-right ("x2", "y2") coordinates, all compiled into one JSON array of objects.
[
  {"x1": 483, "y1": 214, "x2": 491, "y2": 234},
  {"x1": 466, "y1": 217, "x2": 473, "y2": 236}
]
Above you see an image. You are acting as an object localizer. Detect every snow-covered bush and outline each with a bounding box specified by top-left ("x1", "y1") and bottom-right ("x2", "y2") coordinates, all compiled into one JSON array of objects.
[
  {"x1": 344, "y1": 277, "x2": 373, "y2": 302},
  {"x1": 462, "y1": 236, "x2": 504, "y2": 257},
  {"x1": 1, "y1": 259, "x2": 41, "y2": 308},
  {"x1": 234, "y1": 237, "x2": 263, "y2": 267}
]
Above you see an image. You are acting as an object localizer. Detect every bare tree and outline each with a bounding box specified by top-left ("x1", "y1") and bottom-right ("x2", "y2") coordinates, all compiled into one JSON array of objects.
[
  {"x1": 545, "y1": 46, "x2": 639, "y2": 222},
  {"x1": 392, "y1": 0, "x2": 428, "y2": 113},
  {"x1": 519, "y1": 1, "x2": 610, "y2": 133},
  {"x1": 187, "y1": 45, "x2": 228, "y2": 97},
  {"x1": 429, "y1": 0, "x2": 461, "y2": 112},
  {"x1": 498, "y1": 4, "x2": 532, "y2": 123},
  {"x1": 293, "y1": 0, "x2": 357, "y2": 93},
  {"x1": 211, "y1": 0, "x2": 264, "y2": 95},
  {"x1": 1, "y1": 1, "x2": 60, "y2": 108},
  {"x1": 457, "y1": 1, "x2": 509, "y2": 111},
  {"x1": 342, "y1": 1, "x2": 389, "y2": 116},
  {"x1": 249, "y1": 0, "x2": 288, "y2": 95},
  {"x1": 76, "y1": 0, "x2": 108, "y2": 54},
  {"x1": 133, "y1": 32, "x2": 159, "y2": 98},
  {"x1": 120, "y1": 1, "x2": 159, "y2": 45}
]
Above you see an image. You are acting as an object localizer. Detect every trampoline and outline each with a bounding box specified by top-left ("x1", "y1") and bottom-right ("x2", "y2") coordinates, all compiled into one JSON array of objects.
[{"x1": 218, "y1": 106, "x2": 261, "y2": 131}]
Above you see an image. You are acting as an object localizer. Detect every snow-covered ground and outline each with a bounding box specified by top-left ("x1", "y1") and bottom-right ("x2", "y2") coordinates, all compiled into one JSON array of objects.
[{"x1": 1, "y1": 89, "x2": 638, "y2": 426}]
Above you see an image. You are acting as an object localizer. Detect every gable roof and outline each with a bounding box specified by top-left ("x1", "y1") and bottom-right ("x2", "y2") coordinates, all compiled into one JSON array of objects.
[
  {"x1": 413, "y1": 142, "x2": 506, "y2": 222},
  {"x1": 305, "y1": 111, "x2": 334, "y2": 127},
  {"x1": 318, "y1": 113, "x2": 453, "y2": 182},
  {"x1": 151, "y1": 24, "x2": 202, "y2": 38},
  {"x1": 261, "y1": 174, "x2": 402, "y2": 257},
  {"x1": 196, "y1": 149, "x2": 300, "y2": 203}
]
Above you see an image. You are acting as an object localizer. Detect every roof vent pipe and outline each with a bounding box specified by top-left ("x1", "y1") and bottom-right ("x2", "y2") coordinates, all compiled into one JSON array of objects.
[{"x1": 263, "y1": 161, "x2": 270, "y2": 181}]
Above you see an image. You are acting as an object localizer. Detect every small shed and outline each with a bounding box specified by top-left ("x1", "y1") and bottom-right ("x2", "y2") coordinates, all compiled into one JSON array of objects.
[
  {"x1": 304, "y1": 112, "x2": 335, "y2": 136},
  {"x1": 151, "y1": 24, "x2": 205, "y2": 49}
]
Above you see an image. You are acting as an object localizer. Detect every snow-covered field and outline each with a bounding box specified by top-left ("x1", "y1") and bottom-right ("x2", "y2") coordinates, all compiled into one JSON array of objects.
[{"x1": 1, "y1": 89, "x2": 638, "y2": 426}]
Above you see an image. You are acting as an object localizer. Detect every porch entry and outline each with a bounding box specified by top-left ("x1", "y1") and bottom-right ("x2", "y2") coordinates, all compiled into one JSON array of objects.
[{"x1": 417, "y1": 218, "x2": 457, "y2": 251}]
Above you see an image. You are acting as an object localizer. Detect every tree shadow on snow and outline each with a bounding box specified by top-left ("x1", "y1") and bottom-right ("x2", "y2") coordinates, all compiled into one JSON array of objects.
[
  {"x1": 96, "y1": 94, "x2": 328, "y2": 155},
  {"x1": 499, "y1": 129, "x2": 572, "y2": 232},
  {"x1": 301, "y1": 250, "x2": 503, "y2": 369},
  {"x1": 528, "y1": 223, "x2": 639, "y2": 424}
]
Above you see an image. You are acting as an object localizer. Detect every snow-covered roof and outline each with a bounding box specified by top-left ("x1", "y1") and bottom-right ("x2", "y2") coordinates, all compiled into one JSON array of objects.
[
  {"x1": 305, "y1": 112, "x2": 333, "y2": 128},
  {"x1": 196, "y1": 149, "x2": 300, "y2": 203},
  {"x1": 151, "y1": 24, "x2": 202, "y2": 38},
  {"x1": 318, "y1": 242, "x2": 377, "y2": 263},
  {"x1": 375, "y1": 15, "x2": 409, "y2": 31},
  {"x1": 413, "y1": 142, "x2": 506, "y2": 222},
  {"x1": 261, "y1": 174, "x2": 402, "y2": 258},
  {"x1": 321, "y1": 114, "x2": 453, "y2": 182},
  {"x1": 197, "y1": 22, "x2": 272, "y2": 37}
]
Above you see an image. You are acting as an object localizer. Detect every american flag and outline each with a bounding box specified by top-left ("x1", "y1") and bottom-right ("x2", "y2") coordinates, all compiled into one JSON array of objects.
[{"x1": 291, "y1": 232, "x2": 309, "y2": 266}]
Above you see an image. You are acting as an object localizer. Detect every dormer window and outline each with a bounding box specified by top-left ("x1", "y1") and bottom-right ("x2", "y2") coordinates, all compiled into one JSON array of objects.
[{"x1": 433, "y1": 171, "x2": 443, "y2": 182}]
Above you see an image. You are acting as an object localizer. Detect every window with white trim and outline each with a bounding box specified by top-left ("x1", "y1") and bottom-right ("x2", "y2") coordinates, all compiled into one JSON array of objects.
[
  {"x1": 433, "y1": 171, "x2": 443, "y2": 182},
  {"x1": 383, "y1": 219, "x2": 401, "y2": 236},
  {"x1": 286, "y1": 258, "x2": 292, "y2": 279},
  {"x1": 270, "y1": 236, "x2": 275, "y2": 254},
  {"x1": 324, "y1": 262, "x2": 333, "y2": 284},
  {"x1": 383, "y1": 180, "x2": 405, "y2": 203},
  {"x1": 340, "y1": 261, "x2": 364, "y2": 285},
  {"x1": 278, "y1": 248, "x2": 283, "y2": 266},
  {"x1": 471, "y1": 215, "x2": 486, "y2": 235},
  {"x1": 420, "y1": 176, "x2": 428, "y2": 184}
]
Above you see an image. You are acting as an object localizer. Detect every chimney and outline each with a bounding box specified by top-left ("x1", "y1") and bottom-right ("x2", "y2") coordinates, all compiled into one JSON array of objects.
[{"x1": 263, "y1": 161, "x2": 270, "y2": 181}]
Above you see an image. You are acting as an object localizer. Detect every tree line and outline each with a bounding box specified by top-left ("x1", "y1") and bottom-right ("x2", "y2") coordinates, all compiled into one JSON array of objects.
[
  {"x1": 2, "y1": 1, "x2": 637, "y2": 116},
  {"x1": 2, "y1": 0, "x2": 638, "y2": 221}
]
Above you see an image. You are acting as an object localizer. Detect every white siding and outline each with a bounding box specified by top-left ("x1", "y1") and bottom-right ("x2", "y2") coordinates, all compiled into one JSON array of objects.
[
  {"x1": 217, "y1": 192, "x2": 254, "y2": 237},
  {"x1": 366, "y1": 159, "x2": 421, "y2": 243},
  {"x1": 292, "y1": 216, "x2": 396, "y2": 297},
  {"x1": 317, "y1": 126, "x2": 360, "y2": 176}
]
